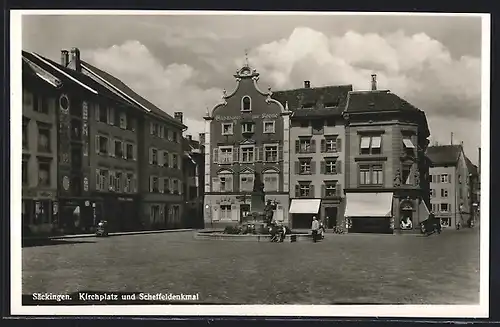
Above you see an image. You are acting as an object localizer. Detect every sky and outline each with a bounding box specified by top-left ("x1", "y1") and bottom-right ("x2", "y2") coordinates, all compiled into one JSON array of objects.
[{"x1": 22, "y1": 13, "x2": 484, "y2": 164}]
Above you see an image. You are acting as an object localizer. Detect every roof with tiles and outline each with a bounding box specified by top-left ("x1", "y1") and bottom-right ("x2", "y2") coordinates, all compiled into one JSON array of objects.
[
  {"x1": 272, "y1": 84, "x2": 353, "y2": 118},
  {"x1": 81, "y1": 61, "x2": 186, "y2": 128},
  {"x1": 345, "y1": 90, "x2": 420, "y2": 113},
  {"x1": 426, "y1": 145, "x2": 463, "y2": 167},
  {"x1": 465, "y1": 156, "x2": 479, "y2": 176}
]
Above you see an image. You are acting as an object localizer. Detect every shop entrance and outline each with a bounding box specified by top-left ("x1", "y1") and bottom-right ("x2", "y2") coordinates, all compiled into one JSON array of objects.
[{"x1": 324, "y1": 207, "x2": 338, "y2": 228}]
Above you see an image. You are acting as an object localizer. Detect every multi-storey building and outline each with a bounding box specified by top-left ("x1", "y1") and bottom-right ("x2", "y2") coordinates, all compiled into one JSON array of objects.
[
  {"x1": 203, "y1": 64, "x2": 292, "y2": 228},
  {"x1": 343, "y1": 75, "x2": 431, "y2": 233},
  {"x1": 427, "y1": 143, "x2": 478, "y2": 229},
  {"x1": 21, "y1": 53, "x2": 60, "y2": 236},
  {"x1": 272, "y1": 81, "x2": 352, "y2": 229},
  {"x1": 22, "y1": 47, "x2": 187, "y2": 234},
  {"x1": 182, "y1": 133, "x2": 205, "y2": 228}
]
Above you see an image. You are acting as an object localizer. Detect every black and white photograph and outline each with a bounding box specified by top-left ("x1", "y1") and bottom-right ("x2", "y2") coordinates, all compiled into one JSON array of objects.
[{"x1": 10, "y1": 10, "x2": 489, "y2": 317}]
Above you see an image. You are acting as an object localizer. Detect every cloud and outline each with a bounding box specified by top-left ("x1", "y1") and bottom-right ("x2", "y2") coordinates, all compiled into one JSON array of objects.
[{"x1": 85, "y1": 40, "x2": 223, "y2": 139}]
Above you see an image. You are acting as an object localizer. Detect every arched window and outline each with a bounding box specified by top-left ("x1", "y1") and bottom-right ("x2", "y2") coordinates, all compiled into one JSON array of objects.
[{"x1": 241, "y1": 96, "x2": 251, "y2": 112}]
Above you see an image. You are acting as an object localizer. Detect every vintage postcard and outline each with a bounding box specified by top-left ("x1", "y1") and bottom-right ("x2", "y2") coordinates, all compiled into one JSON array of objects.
[{"x1": 10, "y1": 10, "x2": 490, "y2": 318}]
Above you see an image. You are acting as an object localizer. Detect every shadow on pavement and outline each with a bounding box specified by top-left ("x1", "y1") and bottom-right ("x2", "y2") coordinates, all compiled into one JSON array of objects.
[{"x1": 22, "y1": 238, "x2": 96, "y2": 248}]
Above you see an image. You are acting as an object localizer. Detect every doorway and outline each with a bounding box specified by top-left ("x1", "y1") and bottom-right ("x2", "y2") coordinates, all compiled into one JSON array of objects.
[{"x1": 324, "y1": 207, "x2": 338, "y2": 228}]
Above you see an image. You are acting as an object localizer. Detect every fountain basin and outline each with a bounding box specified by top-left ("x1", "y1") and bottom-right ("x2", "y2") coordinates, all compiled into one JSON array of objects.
[{"x1": 195, "y1": 230, "x2": 312, "y2": 242}]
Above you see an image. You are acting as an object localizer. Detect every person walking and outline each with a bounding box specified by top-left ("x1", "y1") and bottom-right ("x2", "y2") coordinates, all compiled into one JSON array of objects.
[{"x1": 311, "y1": 216, "x2": 319, "y2": 243}]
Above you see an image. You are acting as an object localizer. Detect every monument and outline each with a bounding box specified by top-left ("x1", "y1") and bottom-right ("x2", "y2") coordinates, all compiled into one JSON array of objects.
[{"x1": 244, "y1": 172, "x2": 276, "y2": 226}]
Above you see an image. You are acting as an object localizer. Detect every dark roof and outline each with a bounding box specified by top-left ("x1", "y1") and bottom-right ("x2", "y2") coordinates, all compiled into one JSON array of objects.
[
  {"x1": 465, "y1": 156, "x2": 479, "y2": 176},
  {"x1": 345, "y1": 90, "x2": 419, "y2": 113},
  {"x1": 22, "y1": 51, "x2": 130, "y2": 105},
  {"x1": 81, "y1": 61, "x2": 186, "y2": 128},
  {"x1": 272, "y1": 85, "x2": 353, "y2": 116},
  {"x1": 426, "y1": 145, "x2": 463, "y2": 166},
  {"x1": 182, "y1": 137, "x2": 201, "y2": 151}
]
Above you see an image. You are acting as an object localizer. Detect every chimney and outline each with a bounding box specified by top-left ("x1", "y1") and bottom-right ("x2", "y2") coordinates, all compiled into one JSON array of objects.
[
  {"x1": 304, "y1": 80, "x2": 311, "y2": 88},
  {"x1": 371, "y1": 74, "x2": 377, "y2": 91},
  {"x1": 67, "y1": 47, "x2": 81, "y2": 72},
  {"x1": 60, "y1": 50, "x2": 69, "y2": 67},
  {"x1": 186, "y1": 134, "x2": 192, "y2": 141},
  {"x1": 199, "y1": 133, "x2": 206, "y2": 144},
  {"x1": 451, "y1": 132, "x2": 454, "y2": 145},
  {"x1": 174, "y1": 112, "x2": 183, "y2": 123}
]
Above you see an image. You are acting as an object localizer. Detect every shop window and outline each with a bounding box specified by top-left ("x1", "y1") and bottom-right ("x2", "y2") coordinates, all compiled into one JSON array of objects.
[{"x1": 220, "y1": 205, "x2": 232, "y2": 219}]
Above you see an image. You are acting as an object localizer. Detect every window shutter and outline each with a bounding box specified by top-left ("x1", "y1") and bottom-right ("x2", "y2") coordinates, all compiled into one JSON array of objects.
[
  {"x1": 159, "y1": 177, "x2": 164, "y2": 193},
  {"x1": 109, "y1": 138, "x2": 115, "y2": 157},
  {"x1": 95, "y1": 135, "x2": 100, "y2": 154},
  {"x1": 295, "y1": 140, "x2": 300, "y2": 153},
  {"x1": 149, "y1": 176, "x2": 153, "y2": 192},
  {"x1": 295, "y1": 185, "x2": 300, "y2": 197},
  {"x1": 310, "y1": 185, "x2": 315, "y2": 198},
  {"x1": 233, "y1": 147, "x2": 239, "y2": 163},
  {"x1": 335, "y1": 160, "x2": 342, "y2": 174},
  {"x1": 122, "y1": 142, "x2": 126, "y2": 159},
  {"x1": 311, "y1": 139, "x2": 316, "y2": 152},
  {"x1": 109, "y1": 107, "x2": 114, "y2": 125},
  {"x1": 179, "y1": 182, "x2": 183, "y2": 195},
  {"x1": 95, "y1": 105, "x2": 100, "y2": 122},
  {"x1": 320, "y1": 161, "x2": 326, "y2": 174},
  {"x1": 178, "y1": 155, "x2": 182, "y2": 170},
  {"x1": 149, "y1": 148, "x2": 153, "y2": 164},
  {"x1": 227, "y1": 176, "x2": 233, "y2": 192},
  {"x1": 336, "y1": 137, "x2": 342, "y2": 152},
  {"x1": 109, "y1": 171, "x2": 115, "y2": 191},
  {"x1": 310, "y1": 161, "x2": 316, "y2": 174},
  {"x1": 213, "y1": 148, "x2": 219, "y2": 164},
  {"x1": 321, "y1": 185, "x2": 326, "y2": 198},
  {"x1": 295, "y1": 161, "x2": 300, "y2": 174},
  {"x1": 95, "y1": 169, "x2": 100, "y2": 190},
  {"x1": 133, "y1": 174, "x2": 138, "y2": 193},
  {"x1": 158, "y1": 151, "x2": 164, "y2": 166},
  {"x1": 132, "y1": 144, "x2": 137, "y2": 161},
  {"x1": 321, "y1": 139, "x2": 326, "y2": 153},
  {"x1": 258, "y1": 146, "x2": 264, "y2": 162},
  {"x1": 212, "y1": 177, "x2": 219, "y2": 192},
  {"x1": 336, "y1": 183, "x2": 342, "y2": 197},
  {"x1": 278, "y1": 144, "x2": 283, "y2": 161}
]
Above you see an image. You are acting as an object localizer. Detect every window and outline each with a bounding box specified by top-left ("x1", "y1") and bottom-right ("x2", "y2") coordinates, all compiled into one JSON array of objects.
[
  {"x1": 299, "y1": 183, "x2": 311, "y2": 197},
  {"x1": 99, "y1": 169, "x2": 107, "y2": 191},
  {"x1": 151, "y1": 148, "x2": 158, "y2": 165},
  {"x1": 219, "y1": 147, "x2": 233, "y2": 164},
  {"x1": 264, "y1": 145, "x2": 278, "y2": 162},
  {"x1": 172, "y1": 179, "x2": 179, "y2": 194},
  {"x1": 22, "y1": 160, "x2": 28, "y2": 185},
  {"x1": 114, "y1": 140, "x2": 123, "y2": 158},
  {"x1": 324, "y1": 159, "x2": 337, "y2": 174},
  {"x1": 172, "y1": 154, "x2": 179, "y2": 169},
  {"x1": 440, "y1": 203, "x2": 450, "y2": 212},
  {"x1": 33, "y1": 94, "x2": 49, "y2": 114},
  {"x1": 115, "y1": 171, "x2": 122, "y2": 192},
  {"x1": 126, "y1": 143, "x2": 134, "y2": 160},
  {"x1": 222, "y1": 123, "x2": 233, "y2": 135},
  {"x1": 359, "y1": 164, "x2": 383, "y2": 185},
  {"x1": 163, "y1": 151, "x2": 169, "y2": 167},
  {"x1": 241, "y1": 96, "x2": 251, "y2": 111},
  {"x1": 360, "y1": 135, "x2": 382, "y2": 155},
  {"x1": 97, "y1": 136, "x2": 108, "y2": 155},
  {"x1": 297, "y1": 139, "x2": 313, "y2": 153},
  {"x1": 128, "y1": 118, "x2": 136, "y2": 131},
  {"x1": 173, "y1": 131, "x2": 179, "y2": 143},
  {"x1": 440, "y1": 174, "x2": 450, "y2": 183},
  {"x1": 428, "y1": 174, "x2": 433, "y2": 183},
  {"x1": 163, "y1": 178, "x2": 170, "y2": 193},
  {"x1": 324, "y1": 182, "x2": 338, "y2": 197},
  {"x1": 167, "y1": 130, "x2": 173, "y2": 141},
  {"x1": 240, "y1": 174, "x2": 254, "y2": 192},
  {"x1": 240, "y1": 146, "x2": 254, "y2": 163},
  {"x1": 119, "y1": 112, "x2": 127, "y2": 129},
  {"x1": 151, "y1": 122, "x2": 158, "y2": 136},
  {"x1": 150, "y1": 176, "x2": 159, "y2": 192},
  {"x1": 263, "y1": 121, "x2": 275, "y2": 134},
  {"x1": 108, "y1": 171, "x2": 116, "y2": 191},
  {"x1": 22, "y1": 124, "x2": 28, "y2": 149},
  {"x1": 402, "y1": 164, "x2": 412, "y2": 185},
  {"x1": 440, "y1": 217, "x2": 451, "y2": 227},
  {"x1": 402, "y1": 136, "x2": 416, "y2": 156},
  {"x1": 99, "y1": 107, "x2": 108, "y2": 122},
  {"x1": 219, "y1": 175, "x2": 233, "y2": 192},
  {"x1": 220, "y1": 205, "x2": 232, "y2": 219},
  {"x1": 441, "y1": 189, "x2": 449, "y2": 198},
  {"x1": 38, "y1": 128, "x2": 50, "y2": 152},
  {"x1": 430, "y1": 189, "x2": 436, "y2": 197},
  {"x1": 325, "y1": 138, "x2": 337, "y2": 153},
  {"x1": 38, "y1": 162, "x2": 50, "y2": 187},
  {"x1": 299, "y1": 159, "x2": 312, "y2": 174},
  {"x1": 242, "y1": 122, "x2": 254, "y2": 133},
  {"x1": 264, "y1": 174, "x2": 279, "y2": 192},
  {"x1": 125, "y1": 173, "x2": 132, "y2": 193}
]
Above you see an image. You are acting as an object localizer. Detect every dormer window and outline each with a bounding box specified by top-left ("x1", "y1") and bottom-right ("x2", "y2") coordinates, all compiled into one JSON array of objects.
[{"x1": 242, "y1": 96, "x2": 251, "y2": 112}]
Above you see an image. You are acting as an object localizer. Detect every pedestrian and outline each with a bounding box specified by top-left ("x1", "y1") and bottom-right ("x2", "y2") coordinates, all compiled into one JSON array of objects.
[{"x1": 311, "y1": 216, "x2": 319, "y2": 243}]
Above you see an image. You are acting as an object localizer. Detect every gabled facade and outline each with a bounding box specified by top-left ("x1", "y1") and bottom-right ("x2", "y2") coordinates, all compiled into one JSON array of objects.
[
  {"x1": 343, "y1": 76, "x2": 431, "y2": 233},
  {"x1": 22, "y1": 54, "x2": 61, "y2": 236},
  {"x1": 272, "y1": 82, "x2": 352, "y2": 229},
  {"x1": 182, "y1": 133, "x2": 205, "y2": 228},
  {"x1": 203, "y1": 64, "x2": 292, "y2": 228},
  {"x1": 427, "y1": 144, "x2": 478, "y2": 228}
]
